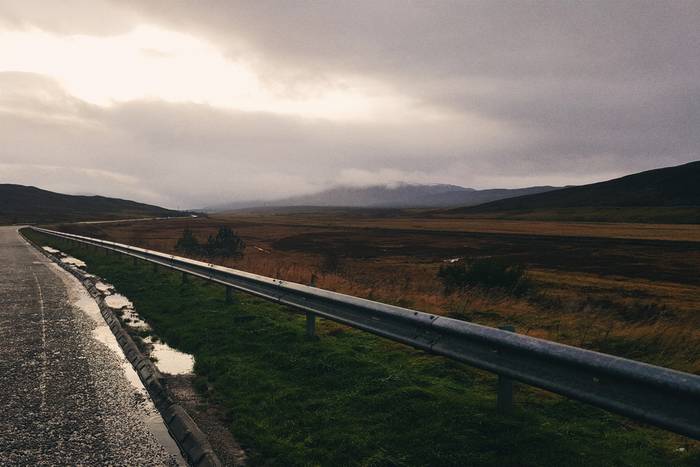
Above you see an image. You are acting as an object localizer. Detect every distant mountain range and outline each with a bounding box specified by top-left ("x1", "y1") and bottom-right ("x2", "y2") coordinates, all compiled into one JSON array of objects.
[
  {"x1": 448, "y1": 161, "x2": 700, "y2": 223},
  {"x1": 205, "y1": 184, "x2": 561, "y2": 211},
  {"x1": 4, "y1": 161, "x2": 697, "y2": 225},
  {"x1": 0, "y1": 184, "x2": 181, "y2": 224}
]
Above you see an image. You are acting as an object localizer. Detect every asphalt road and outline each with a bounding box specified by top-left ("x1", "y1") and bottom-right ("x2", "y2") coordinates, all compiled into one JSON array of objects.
[{"x1": 0, "y1": 226, "x2": 180, "y2": 465}]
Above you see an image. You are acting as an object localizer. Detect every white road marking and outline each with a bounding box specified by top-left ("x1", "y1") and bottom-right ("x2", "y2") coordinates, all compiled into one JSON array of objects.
[{"x1": 31, "y1": 271, "x2": 48, "y2": 414}]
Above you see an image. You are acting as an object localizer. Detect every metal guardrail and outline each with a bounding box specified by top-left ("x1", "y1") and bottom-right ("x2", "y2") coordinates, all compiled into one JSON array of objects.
[{"x1": 29, "y1": 226, "x2": 700, "y2": 439}]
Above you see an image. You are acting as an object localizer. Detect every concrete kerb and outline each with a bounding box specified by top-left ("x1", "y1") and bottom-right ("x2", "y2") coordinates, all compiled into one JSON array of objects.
[{"x1": 21, "y1": 231, "x2": 222, "y2": 467}]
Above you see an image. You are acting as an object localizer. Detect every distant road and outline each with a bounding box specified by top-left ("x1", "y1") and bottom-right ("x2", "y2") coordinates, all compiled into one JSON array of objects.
[
  {"x1": 75, "y1": 215, "x2": 198, "y2": 225},
  {"x1": 0, "y1": 227, "x2": 180, "y2": 465}
]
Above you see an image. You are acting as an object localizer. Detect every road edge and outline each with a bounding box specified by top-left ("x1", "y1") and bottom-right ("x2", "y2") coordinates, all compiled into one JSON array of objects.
[{"x1": 21, "y1": 229, "x2": 223, "y2": 467}]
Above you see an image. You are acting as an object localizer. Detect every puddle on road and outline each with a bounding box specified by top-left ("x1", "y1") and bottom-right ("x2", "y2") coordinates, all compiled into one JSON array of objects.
[
  {"x1": 39, "y1": 246, "x2": 195, "y2": 376},
  {"x1": 41, "y1": 246, "x2": 193, "y2": 460},
  {"x1": 61, "y1": 256, "x2": 87, "y2": 268},
  {"x1": 95, "y1": 282, "x2": 113, "y2": 294},
  {"x1": 143, "y1": 336, "x2": 195, "y2": 375},
  {"x1": 51, "y1": 263, "x2": 186, "y2": 465},
  {"x1": 42, "y1": 245, "x2": 87, "y2": 268},
  {"x1": 102, "y1": 292, "x2": 194, "y2": 374},
  {"x1": 122, "y1": 308, "x2": 152, "y2": 331},
  {"x1": 63, "y1": 274, "x2": 150, "y2": 397},
  {"x1": 103, "y1": 292, "x2": 193, "y2": 374},
  {"x1": 105, "y1": 295, "x2": 152, "y2": 331},
  {"x1": 105, "y1": 294, "x2": 133, "y2": 309}
]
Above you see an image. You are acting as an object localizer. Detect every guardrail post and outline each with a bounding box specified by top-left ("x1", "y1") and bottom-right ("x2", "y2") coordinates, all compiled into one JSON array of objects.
[
  {"x1": 182, "y1": 272, "x2": 188, "y2": 284},
  {"x1": 306, "y1": 312, "x2": 316, "y2": 337},
  {"x1": 226, "y1": 286, "x2": 236, "y2": 304},
  {"x1": 497, "y1": 325, "x2": 516, "y2": 413},
  {"x1": 133, "y1": 256, "x2": 137, "y2": 266},
  {"x1": 152, "y1": 263, "x2": 158, "y2": 273}
]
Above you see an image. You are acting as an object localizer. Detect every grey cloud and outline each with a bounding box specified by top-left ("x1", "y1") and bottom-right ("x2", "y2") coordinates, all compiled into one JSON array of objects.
[
  {"x1": 1, "y1": 2, "x2": 698, "y2": 206},
  {"x1": 1, "y1": 73, "x2": 502, "y2": 207},
  {"x1": 108, "y1": 1, "x2": 699, "y2": 174},
  {"x1": 119, "y1": 1, "x2": 700, "y2": 80}
]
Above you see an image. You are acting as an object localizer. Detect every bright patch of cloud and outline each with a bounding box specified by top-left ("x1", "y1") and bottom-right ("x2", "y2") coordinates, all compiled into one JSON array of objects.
[{"x1": 0, "y1": 25, "x2": 430, "y2": 122}]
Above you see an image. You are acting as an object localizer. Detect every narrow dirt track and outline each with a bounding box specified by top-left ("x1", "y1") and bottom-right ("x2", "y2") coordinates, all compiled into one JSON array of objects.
[{"x1": 0, "y1": 226, "x2": 181, "y2": 465}]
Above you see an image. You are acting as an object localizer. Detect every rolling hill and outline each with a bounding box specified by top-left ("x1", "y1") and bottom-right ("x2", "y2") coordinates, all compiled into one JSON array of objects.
[
  {"x1": 448, "y1": 161, "x2": 700, "y2": 223},
  {"x1": 0, "y1": 184, "x2": 181, "y2": 224},
  {"x1": 206, "y1": 183, "x2": 560, "y2": 211}
]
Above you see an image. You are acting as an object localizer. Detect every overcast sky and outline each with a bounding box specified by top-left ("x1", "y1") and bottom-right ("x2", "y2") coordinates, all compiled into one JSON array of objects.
[{"x1": 1, "y1": 1, "x2": 698, "y2": 208}]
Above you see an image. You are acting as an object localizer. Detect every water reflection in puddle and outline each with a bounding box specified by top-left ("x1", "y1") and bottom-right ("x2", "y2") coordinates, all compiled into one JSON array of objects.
[
  {"x1": 95, "y1": 281, "x2": 113, "y2": 294},
  {"x1": 105, "y1": 294, "x2": 133, "y2": 309},
  {"x1": 143, "y1": 336, "x2": 195, "y2": 375},
  {"x1": 61, "y1": 256, "x2": 87, "y2": 268},
  {"x1": 102, "y1": 293, "x2": 194, "y2": 374}
]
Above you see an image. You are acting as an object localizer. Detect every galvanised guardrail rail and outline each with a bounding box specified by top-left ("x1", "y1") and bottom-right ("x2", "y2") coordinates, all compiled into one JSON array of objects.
[{"x1": 30, "y1": 226, "x2": 700, "y2": 440}]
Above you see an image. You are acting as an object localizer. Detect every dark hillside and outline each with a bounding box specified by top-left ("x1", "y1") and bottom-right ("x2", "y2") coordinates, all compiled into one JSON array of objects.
[
  {"x1": 0, "y1": 184, "x2": 180, "y2": 224},
  {"x1": 449, "y1": 161, "x2": 700, "y2": 222}
]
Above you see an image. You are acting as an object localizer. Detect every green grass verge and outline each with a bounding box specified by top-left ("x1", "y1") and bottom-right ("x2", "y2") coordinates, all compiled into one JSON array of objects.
[{"x1": 23, "y1": 229, "x2": 697, "y2": 466}]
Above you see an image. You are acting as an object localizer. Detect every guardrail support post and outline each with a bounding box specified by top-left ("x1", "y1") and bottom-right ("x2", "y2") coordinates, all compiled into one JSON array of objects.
[
  {"x1": 182, "y1": 272, "x2": 188, "y2": 284},
  {"x1": 226, "y1": 286, "x2": 236, "y2": 304},
  {"x1": 152, "y1": 263, "x2": 158, "y2": 273},
  {"x1": 306, "y1": 312, "x2": 316, "y2": 337},
  {"x1": 133, "y1": 256, "x2": 137, "y2": 266},
  {"x1": 497, "y1": 325, "x2": 516, "y2": 413}
]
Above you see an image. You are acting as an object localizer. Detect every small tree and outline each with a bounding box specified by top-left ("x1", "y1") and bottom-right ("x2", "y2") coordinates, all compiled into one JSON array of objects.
[
  {"x1": 175, "y1": 226, "x2": 245, "y2": 258},
  {"x1": 437, "y1": 257, "x2": 531, "y2": 295},
  {"x1": 204, "y1": 226, "x2": 245, "y2": 258},
  {"x1": 175, "y1": 228, "x2": 201, "y2": 254}
]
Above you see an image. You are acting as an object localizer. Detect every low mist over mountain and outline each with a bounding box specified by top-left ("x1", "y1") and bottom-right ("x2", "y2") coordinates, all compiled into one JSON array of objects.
[
  {"x1": 206, "y1": 184, "x2": 561, "y2": 211},
  {"x1": 449, "y1": 161, "x2": 700, "y2": 223},
  {"x1": 0, "y1": 184, "x2": 181, "y2": 224}
]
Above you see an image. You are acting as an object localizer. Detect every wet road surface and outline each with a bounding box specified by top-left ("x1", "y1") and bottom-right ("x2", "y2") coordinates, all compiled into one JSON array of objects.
[{"x1": 0, "y1": 227, "x2": 180, "y2": 465}]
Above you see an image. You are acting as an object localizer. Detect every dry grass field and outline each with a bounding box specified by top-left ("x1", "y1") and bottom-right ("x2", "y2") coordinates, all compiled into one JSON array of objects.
[
  {"x1": 56, "y1": 211, "x2": 700, "y2": 374},
  {"x1": 223, "y1": 210, "x2": 700, "y2": 241}
]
